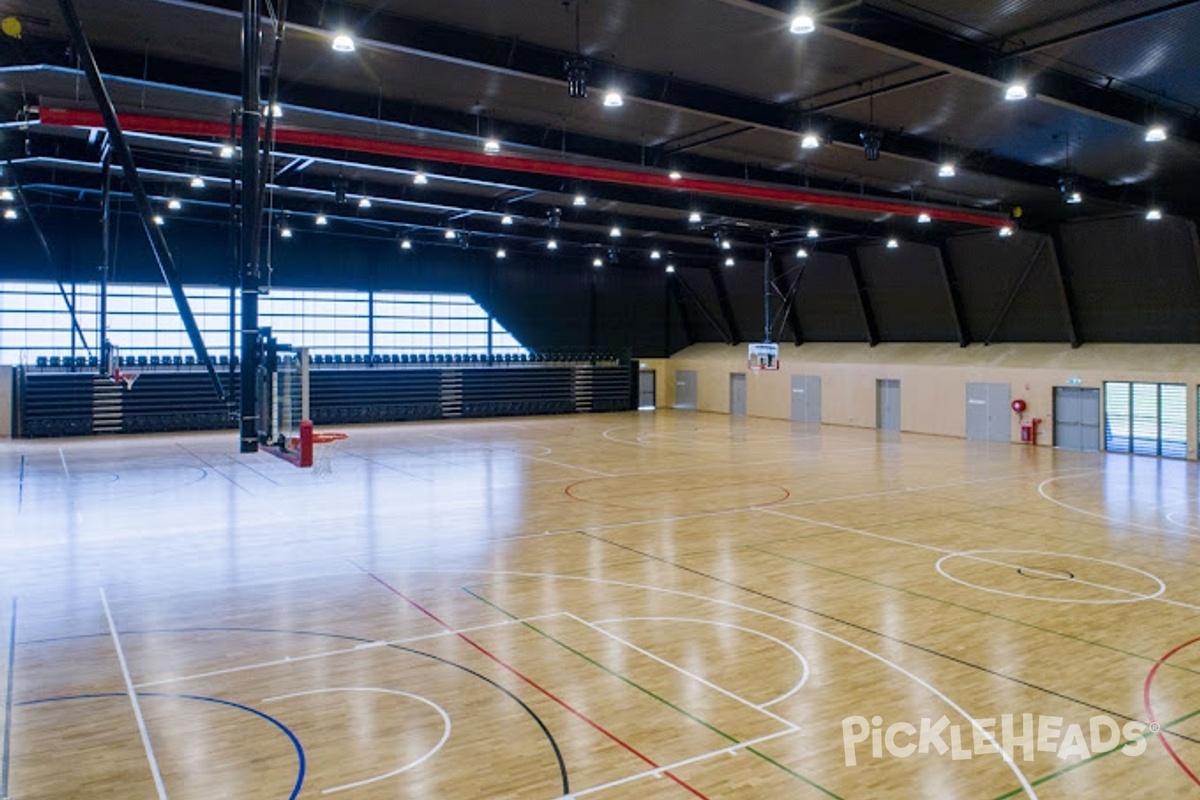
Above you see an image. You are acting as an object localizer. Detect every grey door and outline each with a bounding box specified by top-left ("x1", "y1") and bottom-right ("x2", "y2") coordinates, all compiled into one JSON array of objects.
[
  {"x1": 791, "y1": 375, "x2": 822, "y2": 424},
  {"x1": 675, "y1": 370, "x2": 698, "y2": 410},
  {"x1": 1055, "y1": 387, "x2": 1100, "y2": 451},
  {"x1": 638, "y1": 371, "x2": 656, "y2": 409},
  {"x1": 730, "y1": 373, "x2": 747, "y2": 417},
  {"x1": 966, "y1": 382, "x2": 1012, "y2": 442},
  {"x1": 877, "y1": 379, "x2": 901, "y2": 431}
]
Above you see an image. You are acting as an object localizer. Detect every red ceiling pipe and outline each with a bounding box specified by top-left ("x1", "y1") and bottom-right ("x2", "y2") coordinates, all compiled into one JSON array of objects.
[{"x1": 40, "y1": 107, "x2": 1010, "y2": 229}]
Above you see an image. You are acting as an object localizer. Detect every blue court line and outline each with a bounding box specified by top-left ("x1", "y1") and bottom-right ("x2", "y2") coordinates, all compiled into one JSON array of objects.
[
  {"x1": 17, "y1": 692, "x2": 305, "y2": 800},
  {"x1": 15, "y1": 455, "x2": 23, "y2": 513},
  {"x1": 2, "y1": 597, "x2": 16, "y2": 800}
]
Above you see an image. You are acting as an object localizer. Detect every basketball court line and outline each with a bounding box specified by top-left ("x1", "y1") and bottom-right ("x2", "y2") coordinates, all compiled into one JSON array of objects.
[
  {"x1": 175, "y1": 443, "x2": 250, "y2": 493},
  {"x1": 352, "y1": 563, "x2": 715, "y2": 800},
  {"x1": 756, "y1": 507, "x2": 1199, "y2": 610},
  {"x1": 57, "y1": 448, "x2": 69, "y2": 481},
  {"x1": 935, "y1": 550, "x2": 1167, "y2": 605},
  {"x1": 427, "y1": 566, "x2": 1041, "y2": 798},
  {"x1": 586, "y1": 615, "x2": 810, "y2": 709},
  {"x1": 2, "y1": 598, "x2": 16, "y2": 800},
  {"x1": 15, "y1": 455, "x2": 23, "y2": 513},
  {"x1": 1037, "y1": 475, "x2": 1199, "y2": 539},
  {"x1": 99, "y1": 587, "x2": 168, "y2": 800},
  {"x1": 1144, "y1": 636, "x2": 1200, "y2": 789},
  {"x1": 465, "y1": 590, "x2": 826, "y2": 796},
  {"x1": 564, "y1": 729, "x2": 804, "y2": 799},
  {"x1": 583, "y1": 531, "x2": 1184, "y2": 747},
  {"x1": 338, "y1": 450, "x2": 437, "y2": 482},
  {"x1": 751, "y1": 544, "x2": 1200, "y2": 681},
  {"x1": 134, "y1": 614, "x2": 562, "y2": 690},
  {"x1": 562, "y1": 612, "x2": 800, "y2": 730},
  {"x1": 221, "y1": 454, "x2": 281, "y2": 486},
  {"x1": 262, "y1": 687, "x2": 451, "y2": 794}
]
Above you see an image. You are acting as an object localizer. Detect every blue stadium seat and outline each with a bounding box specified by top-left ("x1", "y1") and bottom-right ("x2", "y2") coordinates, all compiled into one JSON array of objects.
[{"x1": 36, "y1": 356, "x2": 48, "y2": 368}]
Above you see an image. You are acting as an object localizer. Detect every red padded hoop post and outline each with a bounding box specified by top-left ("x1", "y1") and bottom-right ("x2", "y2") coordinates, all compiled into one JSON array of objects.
[{"x1": 298, "y1": 420, "x2": 314, "y2": 468}]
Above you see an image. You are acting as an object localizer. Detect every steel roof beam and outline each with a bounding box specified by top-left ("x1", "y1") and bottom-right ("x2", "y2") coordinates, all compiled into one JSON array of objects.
[
  {"x1": 114, "y1": 1, "x2": 1155, "y2": 206},
  {"x1": 728, "y1": 0, "x2": 1200, "y2": 142}
]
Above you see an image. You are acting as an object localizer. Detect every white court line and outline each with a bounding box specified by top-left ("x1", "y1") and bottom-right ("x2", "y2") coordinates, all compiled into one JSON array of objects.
[
  {"x1": 561, "y1": 728, "x2": 799, "y2": 799},
  {"x1": 57, "y1": 448, "x2": 70, "y2": 481},
  {"x1": 134, "y1": 614, "x2": 563, "y2": 689},
  {"x1": 757, "y1": 507, "x2": 1200, "y2": 612},
  {"x1": 401, "y1": 567, "x2": 1040, "y2": 800},
  {"x1": 564, "y1": 613, "x2": 797, "y2": 729},
  {"x1": 263, "y1": 687, "x2": 450, "y2": 794},
  {"x1": 100, "y1": 588, "x2": 168, "y2": 800},
  {"x1": 934, "y1": 550, "x2": 1166, "y2": 605},
  {"x1": 585, "y1": 615, "x2": 810, "y2": 710},
  {"x1": 1037, "y1": 475, "x2": 1193, "y2": 538}
]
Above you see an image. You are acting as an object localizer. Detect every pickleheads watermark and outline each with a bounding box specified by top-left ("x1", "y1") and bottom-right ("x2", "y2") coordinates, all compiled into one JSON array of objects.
[{"x1": 842, "y1": 714, "x2": 1155, "y2": 767}]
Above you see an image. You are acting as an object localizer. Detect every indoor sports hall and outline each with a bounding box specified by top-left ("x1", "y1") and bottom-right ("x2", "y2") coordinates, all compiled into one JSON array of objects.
[{"x1": 2, "y1": 2, "x2": 1200, "y2": 798}]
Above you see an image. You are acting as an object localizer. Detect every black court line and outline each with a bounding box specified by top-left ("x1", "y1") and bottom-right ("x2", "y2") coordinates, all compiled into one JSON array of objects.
[
  {"x1": 579, "y1": 531, "x2": 1200, "y2": 747},
  {"x1": 2, "y1": 597, "x2": 16, "y2": 800},
  {"x1": 224, "y1": 456, "x2": 281, "y2": 486},
  {"x1": 18, "y1": 626, "x2": 570, "y2": 795}
]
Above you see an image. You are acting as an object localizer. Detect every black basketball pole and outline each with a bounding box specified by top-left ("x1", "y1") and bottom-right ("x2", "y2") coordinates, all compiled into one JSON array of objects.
[
  {"x1": 54, "y1": 0, "x2": 224, "y2": 398},
  {"x1": 239, "y1": 0, "x2": 263, "y2": 453},
  {"x1": 99, "y1": 147, "x2": 111, "y2": 373}
]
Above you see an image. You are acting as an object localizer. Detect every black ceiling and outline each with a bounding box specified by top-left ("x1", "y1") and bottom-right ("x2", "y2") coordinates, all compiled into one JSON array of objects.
[{"x1": 1, "y1": 0, "x2": 1198, "y2": 262}]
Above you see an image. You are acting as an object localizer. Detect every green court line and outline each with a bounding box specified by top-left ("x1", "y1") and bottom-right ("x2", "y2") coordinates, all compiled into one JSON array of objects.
[
  {"x1": 748, "y1": 545, "x2": 1200, "y2": 679},
  {"x1": 462, "y1": 587, "x2": 845, "y2": 800},
  {"x1": 988, "y1": 707, "x2": 1200, "y2": 800}
]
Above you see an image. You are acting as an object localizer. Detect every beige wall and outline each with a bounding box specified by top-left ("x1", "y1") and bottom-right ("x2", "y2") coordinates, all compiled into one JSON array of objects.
[
  {"x1": 0, "y1": 366, "x2": 12, "y2": 438},
  {"x1": 641, "y1": 343, "x2": 1200, "y2": 457}
]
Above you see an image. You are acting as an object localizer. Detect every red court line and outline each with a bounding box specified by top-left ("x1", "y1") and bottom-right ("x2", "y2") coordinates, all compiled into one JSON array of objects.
[
  {"x1": 1144, "y1": 635, "x2": 1200, "y2": 788},
  {"x1": 351, "y1": 562, "x2": 713, "y2": 800}
]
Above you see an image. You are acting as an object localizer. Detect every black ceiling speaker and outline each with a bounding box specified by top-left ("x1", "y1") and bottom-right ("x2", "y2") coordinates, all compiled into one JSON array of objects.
[{"x1": 860, "y1": 129, "x2": 883, "y2": 161}]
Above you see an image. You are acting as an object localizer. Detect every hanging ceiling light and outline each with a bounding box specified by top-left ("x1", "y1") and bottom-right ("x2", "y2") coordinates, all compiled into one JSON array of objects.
[
  {"x1": 886, "y1": 238, "x2": 900, "y2": 249},
  {"x1": 665, "y1": 264, "x2": 676, "y2": 274},
  {"x1": 167, "y1": 198, "x2": 182, "y2": 211},
  {"x1": 650, "y1": 249, "x2": 662, "y2": 261},
  {"x1": 1145, "y1": 126, "x2": 1168, "y2": 143},
  {"x1": 358, "y1": 196, "x2": 372, "y2": 209},
  {"x1": 501, "y1": 214, "x2": 514, "y2": 226},
  {"x1": 315, "y1": 214, "x2": 328, "y2": 226},
  {"x1": 801, "y1": 133, "x2": 821, "y2": 150},
  {"x1": 497, "y1": 247, "x2": 507, "y2": 259},
  {"x1": 999, "y1": 226, "x2": 1015, "y2": 237},
  {"x1": 593, "y1": 256, "x2": 604, "y2": 267},
  {"x1": 444, "y1": 228, "x2": 457, "y2": 240},
  {"x1": 807, "y1": 226, "x2": 820, "y2": 239},
  {"x1": 610, "y1": 226, "x2": 622, "y2": 238},
  {"x1": 547, "y1": 238, "x2": 559, "y2": 250},
  {"x1": 152, "y1": 214, "x2": 165, "y2": 226},
  {"x1": 413, "y1": 171, "x2": 429, "y2": 185},
  {"x1": 938, "y1": 162, "x2": 957, "y2": 178},
  {"x1": 1146, "y1": 208, "x2": 1163, "y2": 221},
  {"x1": 219, "y1": 144, "x2": 235, "y2": 159},
  {"x1": 573, "y1": 193, "x2": 587, "y2": 207},
  {"x1": 484, "y1": 138, "x2": 502, "y2": 154},
  {"x1": 0, "y1": 189, "x2": 13, "y2": 202},
  {"x1": 400, "y1": 238, "x2": 412, "y2": 250},
  {"x1": 725, "y1": 256, "x2": 735, "y2": 267},
  {"x1": 669, "y1": 170, "x2": 683, "y2": 181},
  {"x1": 796, "y1": 247, "x2": 809, "y2": 259},
  {"x1": 789, "y1": 11, "x2": 816, "y2": 34},
  {"x1": 280, "y1": 224, "x2": 293, "y2": 239},
  {"x1": 917, "y1": 212, "x2": 932, "y2": 224},
  {"x1": 267, "y1": 103, "x2": 284, "y2": 118},
  {"x1": 688, "y1": 211, "x2": 702, "y2": 224},
  {"x1": 603, "y1": 88, "x2": 625, "y2": 108},
  {"x1": 190, "y1": 176, "x2": 205, "y2": 189},
  {"x1": 1005, "y1": 82, "x2": 1028, "y2": 101},
  {"x1": 331, "y1": 33, "x2": 356, "y2": 53},
  {"x1": 3, "y1": 208, "x2": 17, "y2": 220}
]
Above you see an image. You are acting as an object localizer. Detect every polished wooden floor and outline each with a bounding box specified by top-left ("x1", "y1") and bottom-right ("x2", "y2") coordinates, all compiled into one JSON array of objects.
[{"x1": 2, "y1": 411, "x2": 1199, "y2": 799}]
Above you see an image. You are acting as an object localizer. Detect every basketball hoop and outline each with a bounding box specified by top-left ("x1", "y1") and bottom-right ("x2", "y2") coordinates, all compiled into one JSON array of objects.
[{"x1": 289, "y1": 430, "x2": 348, "y2": 477}]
